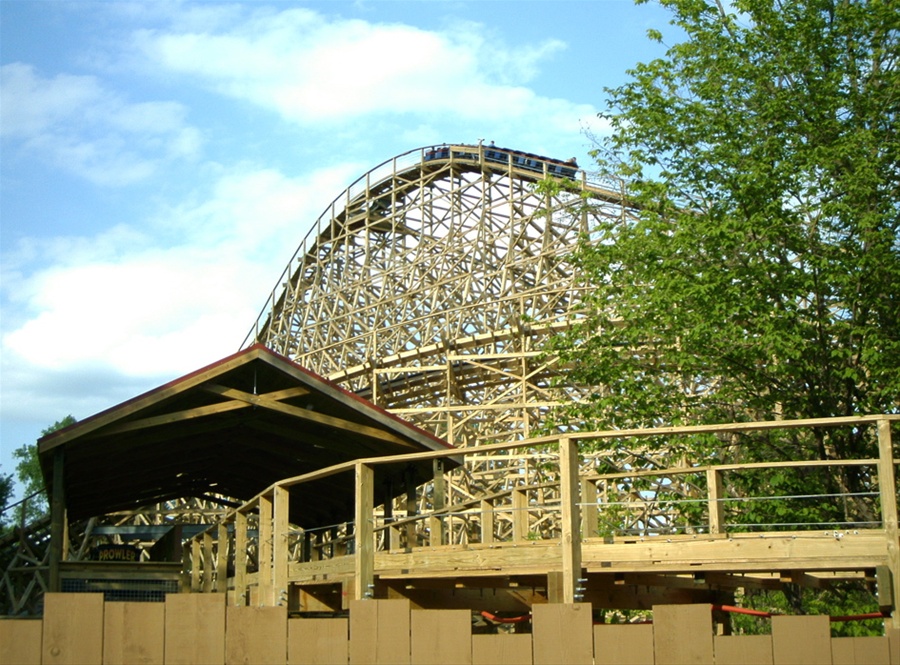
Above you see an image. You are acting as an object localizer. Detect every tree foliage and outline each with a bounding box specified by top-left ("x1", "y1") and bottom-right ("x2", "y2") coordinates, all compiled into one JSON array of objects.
[
  {"x1": 11, "y1": 415, "x2": 77, "y2": 525},
  {"x1": 550, "y1": 0, "x2": 898, "y2": 631},
  {"x1": 556, "y1": 0, "x2": 899, "y2": 432}
]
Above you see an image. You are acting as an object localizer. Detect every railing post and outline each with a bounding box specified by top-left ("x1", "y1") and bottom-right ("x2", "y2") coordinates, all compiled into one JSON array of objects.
[
  {"x1": 259, "y1": 493, "x2": 273, "y2": 605},
  {"x1": 481, "y1": 499, "x2": 495, "y2": 545},
  {"x1": 354, "y1": 462, "x2": 375, "y2": 601},
  {"x1": 877, "y1": 418, "x2": 899, "y2": 630},
  {"x1": 559, "y1": 437, "x2": 583, "y2": 604},
  {"x1": 513, "y1": 488, "x2": 528, "y2": 542},
  {"x1": 216, "y1": 523, "x2": 228, "y2": 592},
  {"x1": 580, "y1": 478, "x2": 599, "y2": 538},
  {"x1": 234, "y1": 510, "x2": 248, "y2": 605},
  {"x1": 191, "y1": 539, "x2": 201, "y2": 592},
  {"x1": 430, "y1": 459, "x2": 445, "y2": 546},
  {"x1": 202, "y1": 531, "x2": 213, "y2": 592},
  {"x1": 707, "y1": 468, "x2": 725, "y2": 535},
  {"x1": 273, "y1": 485, "x2": 289, "y2": 606}
]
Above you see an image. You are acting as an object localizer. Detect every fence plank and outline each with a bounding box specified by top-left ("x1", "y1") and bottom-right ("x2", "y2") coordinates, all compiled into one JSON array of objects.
[
  {"x1": 714, "y1": 635, "x2": 773, "y2": 665},
  {"x1": 349, "y1": 599, "x2": 410, "y2": 665},
  {"x1": 103, "y1": 602, "x2": 165, "y2": 665},
  {"x1": 771, "y1": 615, "x2": 830, "y2": 665},
  {"x1": 410, "y1": 610, "x2": 471, "y2": 664},
  {"x1": 471, "y1": 634, "x2": 533, "y2": 665},
  {"x1": 225, "y1": 606, "x2": 287, "y2": 665},
  {"x1": 532, "y1": 603, "x2": 593, "y2": 665},
  {"x1": 288, "y1": 617, "x2": 348, "y2": 665},
  {"x1": 164, "y1": 593, "x2": 226, "y2": 665},
  {"x1": 0, "y1": 619, "x2": 42, "y2": 665},
  {"x1": 593, "y1": 624, "x2": 654, "y2": 665},
  {"x1": 831, "y1": 637, "x2": 891, "y2": 665},
  {"x1": 652, "y1": 604, "x2": 714, "y2": 665},
  {"x1": 41, "y1": 593, "x2": 104, "y2": 665}
]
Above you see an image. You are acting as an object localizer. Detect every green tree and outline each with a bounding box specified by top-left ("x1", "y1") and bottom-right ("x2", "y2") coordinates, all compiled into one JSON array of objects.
[
  {"x1": 0, "y1": 469, "x2": 13, "y2": 531},
  {"x1": 11, "y1": 415, "x2": 77, "y2": 525},
  {"x1": 550, "y1": 0, "x2": 898, "y2": 631}
]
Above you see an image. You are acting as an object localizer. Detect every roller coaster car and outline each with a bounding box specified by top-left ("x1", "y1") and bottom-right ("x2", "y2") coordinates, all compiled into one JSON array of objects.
[{"x1": 424, "y1": 145, "x2": 578, "y2": 179}]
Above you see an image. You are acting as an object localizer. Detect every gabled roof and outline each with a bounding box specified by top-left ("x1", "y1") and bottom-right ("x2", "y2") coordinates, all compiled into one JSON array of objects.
[{"x1": 39, "y1": 345, "x2": 455, "y2": 525}]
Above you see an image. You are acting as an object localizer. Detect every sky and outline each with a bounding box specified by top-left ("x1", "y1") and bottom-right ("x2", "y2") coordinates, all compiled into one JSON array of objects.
[{"x1": 0, "y1": 0, "x2": 674, "y2": 501}]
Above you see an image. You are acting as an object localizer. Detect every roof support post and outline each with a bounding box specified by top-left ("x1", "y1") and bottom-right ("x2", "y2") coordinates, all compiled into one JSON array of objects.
[
  {"x1": 273, "y1": 485, "x2": 289, "y2": 606},
  {"x1": 233, "y1": 511, "x2": 248, "y2": 605},
  {"x1": 354, "y1": 462, "x2": 375, "y2": 601},
  {"x1": 559, "y1": 436, "x2": 583, "y2": 604},
  {"x1": 259, "y1": 493, "x2": 273, "y2": 605},
  {"x1": 877, "y1": 418, "x2": 899, "y2": 630},
  {"x1": 48, "y1": 447, "x2": 66, "y2": 593}
]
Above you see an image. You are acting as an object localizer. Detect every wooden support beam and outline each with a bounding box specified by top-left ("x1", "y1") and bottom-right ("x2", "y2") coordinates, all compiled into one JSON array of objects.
[
  {"x1": 481, "y1": 499, "x2": 495, "y2": 545},
  {"x1": 259, "y1": 493, "x2": 273, "y2": 606},
  {"x1": 234, "y1": 512, "x2": 248, "y2": 605},
  {"x1": 191, "y1": 539, "x2": 202, "y2": 592},
  {"x1": 273, "y1": 485, "x2": 289, "y2": 606},
  {"x1": 430, "y1": 459, "x2": 446, "y2": 547},
  {"x1": 202, "y1": 531, "x2": 214, "y2": 592},
  {"x1": 877, "y1": 418, "x2": 900, "y2": 630},
  {"x1": 216, "y1": 523, "x2": 228, "y2": 593},
  {"x1": 354, "y1": 463, "x2": 375, "y2": 601},
  {"x1": 581, "y1": 478, "x2": 599, "y2": 539},
  {"x1": 559, "y1": 437, "x2": 583, "y2": 604},
  {"x1": 405, "y1": 467, "x2": 417, "y2": 550},
  {"x1": 48, "y1": 448, "x2": 65, "y2": 593},
  {"x1": 512, "y1": 488, "x2": 528, "y2": 543},
  {"x1": 707, "y1": 468, "x2": 725, "y2": 535}
]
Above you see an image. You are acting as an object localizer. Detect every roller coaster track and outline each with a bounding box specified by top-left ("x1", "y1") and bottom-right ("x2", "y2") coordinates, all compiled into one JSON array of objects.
[{"x1": 245, "y1": 143, "x2": 637, "y2": 447}]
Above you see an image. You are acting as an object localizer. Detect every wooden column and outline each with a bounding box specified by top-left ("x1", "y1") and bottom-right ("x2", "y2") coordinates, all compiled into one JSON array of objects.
[
  {"x1": 202, "y1": 531, "x2": 214, "y2": 592},
  {"x1": 48, "y1": 447, "x2": 66, "y2": 593},
  {"x1": 707, "y1": 468, "x2": 725, "y2": 535},
  {"x1": 273, "y1": 485, "x2": 289, "y2": 605},
  {"x1": 191, "y1": 539, "x2": 202, "y2": 592},
  {"x1": 354, "y1": 462, "x2": 375, "y2": 601},
  {"x1": 877, "y1": 418, "x2": 899, "y2": 630},
  {"x1": 258, "y1": 494, "x2": 273, "y2": 606},
  {"x1": 559, "y1": 437, "x2": 582, "y2": 604},
  {"x1": 233, "y1": 511, "x2": 248, "y2": 605},
  {"x1": 430, "y1": 459, "x2": 445, "y2": 546},
  {"x1": 580, "y1": 478, "x2": 599, "y2": 538},
  {"x1": 405, "y1": 466, "x2": 417, "y2": 550},
  {"x1": 216, "y1": 523, "x2": 228, "y2": 593},
  {"x1": 480, "y1": 499, "x2": 495, "y2": 545},
  {"x1": 512, "y1": 488, "x2": 528, "y2": 542}
]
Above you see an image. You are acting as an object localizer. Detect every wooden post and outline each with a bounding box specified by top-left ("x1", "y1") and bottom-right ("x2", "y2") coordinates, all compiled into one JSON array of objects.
[
  {"x1": 580, "y1": 478, "x2": 599, "y2": 538},
  {"x1": 216, "y1": 523, "x2": 228, "y2": 593},
  {"x1": 234, "y1": 510, "x2": 248, "y2": 605},
  {"x1": 354, "y1": 463, "x2": 375, "y2": 601},
  {"x1": 481, "y1": 499, "x2": 495, "y2": 545},
  {"x1": 559, "y1": 437, "x2": 582, "y2": 604},
  {"x1": 707, "y1": 468, "x2": 726, "y2": 535},
  {"x1": 877, "y1": 418, "x2": 899, "y2": 630},
  {"x1": 430, "y1": 459, "x2": 445, "y2": 546},
  {"x1": 273, "y1": 485, "x2": 289, "y2": 606},
  {"x1": 48, "y1": 448, "x2": 66, "y2": 593},
  {"x1": 259, "y1": 493, "x2": 273, "y2": 606},
  {"x1": 405, "y1": 466, "x2": 417, "y2": 550},
  {"x1": 202, "y1": 531, "x2": 214, "y2": 592},
  {"x1": 512, "y1": 488, "x2": 528, "y2": 542},
  {"x1": 191, "y1": 539, "x2": 202, "y2": 592}
]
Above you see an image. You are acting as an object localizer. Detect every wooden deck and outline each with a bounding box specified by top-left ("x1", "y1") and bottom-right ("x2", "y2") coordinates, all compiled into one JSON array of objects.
[{"x1": 186, "y1": 415, "x2": 899, "y2": 629}]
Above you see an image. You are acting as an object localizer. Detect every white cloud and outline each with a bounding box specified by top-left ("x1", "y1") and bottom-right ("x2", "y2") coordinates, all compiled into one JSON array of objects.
[
  {"x1": 0, "y1": 164, "x2": 355, "y2": 394},
  {"x1": 0, "y1": 63, "x2": 201, "y2": 185},
  {"x1": 131, "y1": 8, "x2": 586, "y2": 127}
]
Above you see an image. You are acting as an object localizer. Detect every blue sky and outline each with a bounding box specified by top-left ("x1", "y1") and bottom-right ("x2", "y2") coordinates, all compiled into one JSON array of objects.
[{"x1": 0, "y1": 0, "x2": 673, "y2": 499}]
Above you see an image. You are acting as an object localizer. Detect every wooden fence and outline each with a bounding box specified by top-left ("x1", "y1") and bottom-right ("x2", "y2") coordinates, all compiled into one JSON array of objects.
[{"x1": 2, "y1": 594, "x2": 898, "y2": 665}]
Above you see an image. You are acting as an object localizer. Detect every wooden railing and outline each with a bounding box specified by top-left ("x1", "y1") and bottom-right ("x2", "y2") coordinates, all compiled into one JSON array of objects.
[{"x1": 185, "y1": 415, "x2": 899, "y2": 627}]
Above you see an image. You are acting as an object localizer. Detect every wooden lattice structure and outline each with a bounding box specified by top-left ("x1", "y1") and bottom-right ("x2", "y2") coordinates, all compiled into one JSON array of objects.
[{"x1": 246, "y1": 143, "x2": 633, "y2": 447}]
